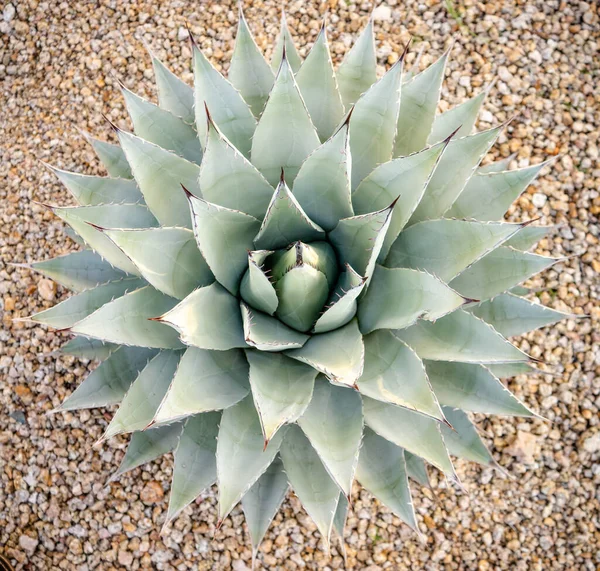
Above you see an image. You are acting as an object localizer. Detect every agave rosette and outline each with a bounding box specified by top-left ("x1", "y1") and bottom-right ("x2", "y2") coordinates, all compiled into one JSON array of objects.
[{"x1": 27, "y1": 8, "x2": 571, "y2": 555}]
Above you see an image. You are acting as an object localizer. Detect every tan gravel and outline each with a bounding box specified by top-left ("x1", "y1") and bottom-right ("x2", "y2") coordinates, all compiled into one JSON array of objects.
[{"x1": 1, "y1": 0, "x2": 599, "y2": 569}]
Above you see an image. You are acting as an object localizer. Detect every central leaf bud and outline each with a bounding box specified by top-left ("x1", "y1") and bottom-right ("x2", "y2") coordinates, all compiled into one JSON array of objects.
[{"x1": 269, "y1": 241, "x2": 339, "y2": 332}]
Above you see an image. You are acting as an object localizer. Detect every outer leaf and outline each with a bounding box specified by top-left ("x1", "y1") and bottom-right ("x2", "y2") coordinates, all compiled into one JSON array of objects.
[
  {"x1": 240, "y1": 250, "x2": 279, "y2": 316},
  {"x1": 449, "y1": 247, "x2": 558, "y2": 301},
  {"x1": 61, "y1": 336, "x2": 117, "y2": 361},
  {"x1": 363, "y1": 396, "x2": 456, "y2": 479},
  {"x1": 104, "y1": 350, "x2": 182, "y2": 439},
  {"x1": 46, "y1": 165, "x2": 142, "y2": 206},
  {"x1": 187, "y1": 194, "x2": 261, "y2": 295},
  {"x1": 151, "y1": 53, "x2": 195, "y2": 124},
  {"x1": 167, "y1": 412, "x2": 220, "y2": 524},
  {"x1": 241, "y1": 304, "x2": 309, "y2": 352},
  {"x1": 297, "y1": 378, "x2": 363, "y2": 497},
  {"x1": 70, "y1": 286, "x2": 182, "y2": 349},
  {"x1": 356, "y1": 428, "x2": 419, "y2": 532},
  {"x1": 358, "y1": 330, "x2": 443, "y2": 421},
  {"x1": 280, "y1": 425, "x2": 340, "y2": 547},
  {"x1": 336, "y1": 18, "x2": 376, "y2": 108},
  {"x1": 59, "y1": 347, "x2": 157, "y2": 411},
  {"x1": 293, "y1": 121, "x2": 353, "y2": 231},
  {"x1": 478, "y1": 153, "x2": 516, "y2": 174},
  {"x1": 353, "y1": 140, "x2": 448, "y2": 261},
  {"x1": 31, "y1": 277, "x2": 145, "y2": 329},
  {"x1": 358, "y1": 266, "x2": 467, "y2": 333},
  {"x1": 270, "y1": 11, "x2": 302, "y2": 73},
  {"x1": 288, "y1": 318, "x2": 364, "y2": 387},
  {"x1": 51, "y1": 203, "x2": 157, "y2": 275},
  {"x1": 447, "y1": 162, "x2": 550, "y2": 221},
  {"x1": 394, "y1": 50, "x2": 448, "y2": 156},
  {"x1": 504, "y1": 225, "x2": 554, "y2": 251},
  {"x1": 153, "y1": 347, "x2": 249, "y2": 425},
  {"x1": 254, "y1": 177, "x2": 325, "y2": 250},
  {"x1": 246, "y1": 350, "x2": 317, "y2": 442},
  {"x1": 332, "y1": 493, "x2": 349, "y2": 551},
  {"x1": 467, "y1": 293, "x2": 570, "y2": 338},
  {"x1": 349, "y1": 59, "x2": 404, "y2": 190},
  {"x1": 440, "y1": 407, "x2": 495, "y2": 467},
  {"x1": 199, "y1": 111, "x2": 274, "y2": 219},
  {"x1": 296, "y1": 26, "x2": 345, "y2": 141},
  {"x1": 395, "y1": 309, "x2": 530, "y2": 363},
  {"x1": 216, "y1": 395, "x2": 286, "y2": 520},
  {"x1": 24, "y1": 250, "x2": 128, "y2": 292},
  {"x1": 193, "y1": 42, "x2": 256, "y2": 158},
  {"x1": 230, "y1": 7, "x2": 274, "y2": 117},
  {"x1": 82, "y1": 131, "x2": 132, "y2": 179},
  {"x1": 487, "y1": 362, "x2": 535, "y2": 377},
  {"x1": 251, "y1": 56, "x2": 320, "y2": 186},
  {"x1": 121, "y1": 87, "x2": 202, "y2": 164},
  {"x1": 104, "y1": 227, "x2": 213, "y2": 300},
  {"x1": 428, "y1": 90, "x2": 487, "y2": 144},
  {"x1": 117, "y1": 129, "x2": 200, "y2": 228},
  {"x1": 386, "y1": 219, "x2": 523, "y2": 282},
  {"x1": 409, "y1": 125, "x2": 503, "y2": 223},
  {"x1": 159, "y1": 283, "x2": 245, "y2": 350},
  {"x1": 242, "y1": 456, "x2": 289, "y2": 558},
  {"x1": 425, "y1": 360, "x2": 534, "y2": 416},
  {"x1": 404, "y1": 451, "x2": 430, "y2": 487}
]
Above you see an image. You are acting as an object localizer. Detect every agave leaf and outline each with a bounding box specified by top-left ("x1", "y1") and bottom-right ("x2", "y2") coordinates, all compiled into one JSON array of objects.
[
  {"x1": 313, "y1": 265, "x2": 366, "y2": 334},
  {"x1": 193, "y1": 42, "x2": 256, "y2": 158},
  {"x1": 252, "y1": 56, "x2": 320, "y2": 186},
  {"x1": 270, "y1": 11, "x2": 302, "y2": 73},
  {"x1": 59, "y1": 347, "x2": 157, "y2": 411},
  {"x1": 296, "y1": 26, "x2": 345, "y2": 141},
  {"x1": 242, "y1": 304, "x2": 309, "y2": 352},
  {"x1": 425, "y1": 360, "x2": 534, "y2": 416},
  {"x1": 187, "y1": 194, "x2": 261, "y2": 295},
  {"x1": 293, "y1": 121, "x2": 353, "y2": 231},
  {"x1": 332, "y1": 493, "x2": 349, "y2": 555},
  {"x1": 104, "y1": 227, "x2": 213, "y2": 300},
  {"x1": 386, "y1": 219, "x2": 523, "y2": 282},
  {"x1": 31, "y1": 277, "x2": 145, "y2": 329},
  {"x1": 229, "y1": 6, "x2": 275, "y2": 117},
  {"x1": 288, "y1": 318, "x2": 364, "y2": 387},
  {"x1": 477, "y1": 153, "x2": 516, "y2": 174},
  {"x1": 24, "y1": 250, "x2": 128, "y2": 292},
  {"x1": 466, "y1": 292, "x2": 570, "y2": 338},
  {"x1": 112, "y1": 422, "x2": 184, "y2": 480},
  {"x1": 82, "y1": 132, "x2": 132, "y2": 179},
  {"x1": 242, "y1": 456, "x2": 289, "y2": 558},
  {"x1": 159, "y1": 283, "x2": 245, "y2": 351},
  {"x1": 358, "y1": 330, "x2": 444, "y2": 421},
  {"x1": 353, "y1": 140, "x2": 448, "y2": 261},
  {"x1": 395, "y1": 309, "x2": 530, "y2": 363},
  {"x1": 150, "y1": 52, "x2": 195, "y2": 124},
  {"x1": 104, "y1": 350, "x2": 182, "y2": 439},
  {"x1": 61, "y1": 336, "x2": 117, "y2": 361},
  {"x1": 46, "y1": 165, "x2": 143, "y2": 206},
  {"x1": 440, "y1": 407, "x2": 495, "y2": 467},
  {"x1": 199, "y1": 111, "x2": 274, "y2": 219},
  {"x1": 504, "y1": 225, "x2": 554, "y2": 251},
  {"x1": 336, "y1": 18, "x2": 376, "y2": 109},
  {"x1": 121, "y1": 87, "x2": 202, "y2": 164},
  {"x1": 280, "y1": 425, "x2": 340, "y2": 547},
  {"x1": 356, "y1": 427, "x2": 419, "y2": 532},
  {"x1": 70, "y1": 286, "x2": 182, "y2": 348},
  {"x1": 167, "y1": 412, "x2": 220, "y2": 524},
  {"x1": 404, "y1": 451, "x2": 430, "y2": 487},
  {"x1": 153, "y1": 347, "x2": 249, "y2": 425},
  {"x1": 240, "y1": 250, "x2": 279, "y2": 316},
  {"x1": 217, "y1": 395, "x2": 286, "y2": 521},
  {"x1": 449, "y1": 247, "x2": 558, "y2": 301},
  {"x1": 410, "y1": 126, "x2": 503, "y2": 223},
  {"x1": 117, "y1": 129, "x2": 201, "y2": 228},
  {"x1": 349, "y1": 59, "x2": 404, "y2": 190},
  {"x1": 447, "y1": 162, "x2": 550, "y2": 221},
  {"x1": 486, "y1": 362, "x2": 535, "y2": 377},
  {"x1": 428, "y1": 90, "x2": 487, "y2": 144},
  {"x1": 363, "y1": 396, "x2": 456, "y2": 479},
  {"x1": 51, "y1": 203, "x2": 157, "y2": 275},
  {"x1": 246, "y1": 350, "x2": 317, "y2": 442},
  {"x1": 297, "y1": 377, "x2": 363, "y2": 496},
  {"x1": 358, "y1": 266, "x2": 467, "y2": 333},
  {"x1": 394, "y1": 51, "x2": 448, "y2": 156},
  {"x1": 509, "y1": 285, "x2": 531, "y2": 296}
]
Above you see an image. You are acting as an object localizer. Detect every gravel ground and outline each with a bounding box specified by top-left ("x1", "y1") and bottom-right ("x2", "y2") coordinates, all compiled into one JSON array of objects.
[{"x1": 1, "y1": 0, "x2": 599, "y2": 569}]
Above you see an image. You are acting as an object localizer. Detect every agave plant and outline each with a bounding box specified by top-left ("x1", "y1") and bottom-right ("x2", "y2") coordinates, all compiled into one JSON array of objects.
[{"x1": 26, "y1": 6, "x2": 570, "y2": 558}]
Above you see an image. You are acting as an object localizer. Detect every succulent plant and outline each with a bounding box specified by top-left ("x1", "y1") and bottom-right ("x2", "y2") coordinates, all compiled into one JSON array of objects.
[{"x1": 26, "y1": 6, "x2": 571, "y2": 558}]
